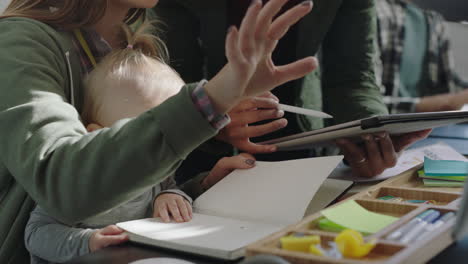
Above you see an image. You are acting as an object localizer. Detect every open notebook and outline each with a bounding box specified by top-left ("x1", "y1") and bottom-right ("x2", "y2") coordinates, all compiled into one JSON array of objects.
[{"x1": 117, "y1": 156, "x2": 343, "y2": 260}]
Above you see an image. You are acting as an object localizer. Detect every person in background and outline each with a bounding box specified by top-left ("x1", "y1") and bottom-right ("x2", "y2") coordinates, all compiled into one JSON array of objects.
[
  {"x1": 153, "y1": 0, "x2": 431, "y2": 181},
  {"x1": 376, "y1": 0, "x2": 468, "y2": 114}
]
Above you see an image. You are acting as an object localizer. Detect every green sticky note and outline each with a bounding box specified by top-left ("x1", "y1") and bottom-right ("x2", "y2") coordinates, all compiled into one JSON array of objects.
[
  {"x1": 318, "y1": 218, "x2": 347, "y2": 233},
  {"x1": 321, "y1": 200, "x2": 398, "y2": 234},
  {"x1": 418, "y1": 170, "x2": 466, "y2": 182},
  {"x1": 424, "y1": 157, "x2": 468, "y2": 176},
  {"x1": 423, "y1": 179, "x2": 465, "y2": 187}
]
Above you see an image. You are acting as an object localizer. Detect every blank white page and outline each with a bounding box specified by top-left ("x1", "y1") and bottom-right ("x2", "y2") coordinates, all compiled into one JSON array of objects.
[
  {"x1": 193, "y1": 156, "x2": 343, "y2": 225},
  {"x1": 117, "y1": 213, "x2": 282, "y2": 259}
]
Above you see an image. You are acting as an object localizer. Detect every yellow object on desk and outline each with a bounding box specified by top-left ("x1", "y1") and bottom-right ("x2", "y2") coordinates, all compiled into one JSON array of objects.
[
  {"x1": 280, "y1": 235, "x2": 321, "y2": 252},
  {"x1": 335, "y1": 229, "x2": 376, "y2": 258}
]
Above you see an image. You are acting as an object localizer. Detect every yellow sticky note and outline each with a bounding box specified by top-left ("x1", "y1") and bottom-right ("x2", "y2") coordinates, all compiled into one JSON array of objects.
[
  {"x1": 321, "y1": 200, "x2": 398, "y2": 234},
  {"x1": 280, "y1": 235, "x2": 321, "y2": 252}
]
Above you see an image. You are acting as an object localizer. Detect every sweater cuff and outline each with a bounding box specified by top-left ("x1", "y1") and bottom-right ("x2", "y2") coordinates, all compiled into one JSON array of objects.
[
  {"x1": 157, "y1": 189, "x2": 193, "y2": 205},
  {"x1": 81, "y1": 229, "x2": 97, "y2": 256},
  {"x1": 191, "y1": 80, "x2": 231, "y2": 130}
]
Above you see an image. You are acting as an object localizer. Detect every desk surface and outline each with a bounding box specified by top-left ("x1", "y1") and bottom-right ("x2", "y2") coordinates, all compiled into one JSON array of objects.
[
  {"x1": 66, "y1": 179, "x2": 464, "y2": 264},
  {"x1": 67, "y1": 243, "x2": 240, "y2": 264},
  {"x1": 66, "y1": 239, "x2": 465, "y2": 264},
  {"x1": 67, "y1": 160, "x2": 467, "y2": 264}
]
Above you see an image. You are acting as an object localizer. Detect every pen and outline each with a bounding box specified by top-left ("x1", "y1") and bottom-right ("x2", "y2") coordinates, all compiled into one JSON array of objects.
[
  {"x1": 399, "y1": 210, "x2": 440, "y2": 244},
  {"x1": 386, "y1": 210, "x2": 434, "y2": 241},
  {"x1": 278, "y1": 104, "x2": 333, "y2": 119},
  {"x1": 416, "y1": 212, "x2": 456, "y2": 241}
]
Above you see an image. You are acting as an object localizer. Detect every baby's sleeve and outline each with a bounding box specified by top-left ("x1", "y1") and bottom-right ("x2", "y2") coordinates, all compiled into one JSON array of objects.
[
  {"x1": 24, "y1": 206, "x2": 95, "y2": 263},
  {"x1": 156, "y1": 175, "x2": 193, "y2": 204}
]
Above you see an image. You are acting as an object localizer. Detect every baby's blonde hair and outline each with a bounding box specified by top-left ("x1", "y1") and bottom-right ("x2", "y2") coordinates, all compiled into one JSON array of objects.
[{"x1": 82, "y1": 22, "x2": 184, "y2": 126}]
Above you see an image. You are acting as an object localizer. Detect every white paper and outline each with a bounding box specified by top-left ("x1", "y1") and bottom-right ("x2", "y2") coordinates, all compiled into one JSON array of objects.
[
  {"x1": 329, "y1": 142, "x2": 467, "y2": 182},
  {"x1": 118, "y1": 214, "x2": 282, "y2": 259},
  {"x1": 193, "y1": 156, "x2": 343, "y2": 225}
]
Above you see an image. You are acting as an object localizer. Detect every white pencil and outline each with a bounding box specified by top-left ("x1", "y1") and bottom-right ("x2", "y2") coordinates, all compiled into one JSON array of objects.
[{"x1": 278, "y1": 104, "x2": 333, "y2": 119}]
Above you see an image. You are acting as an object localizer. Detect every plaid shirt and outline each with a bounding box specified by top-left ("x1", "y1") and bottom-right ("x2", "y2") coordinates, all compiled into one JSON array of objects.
[
  {"x1": 376, "y1": 0, "x2": 468, "y2": 113},
  {"x1": 72, "y1": 28, "x2": 229, "y2": 129}
]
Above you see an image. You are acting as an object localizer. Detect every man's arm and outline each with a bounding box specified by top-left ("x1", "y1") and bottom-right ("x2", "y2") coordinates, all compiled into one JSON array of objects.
[
  {"x1": 322, "y1": 0, "x2": 388, "y2": 124},
  {"x1": 321, "y1": 1, "x2": 431, "y2": 177}
]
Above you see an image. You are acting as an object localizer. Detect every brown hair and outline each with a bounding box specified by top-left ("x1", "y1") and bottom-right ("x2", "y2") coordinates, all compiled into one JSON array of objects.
[{"x1": 1, "y1": 0, "x2": 144, "y2": 30}]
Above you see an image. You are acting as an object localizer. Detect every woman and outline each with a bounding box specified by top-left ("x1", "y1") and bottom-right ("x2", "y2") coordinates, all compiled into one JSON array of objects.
[{"x1": 0, "y1": 0, "x2": 317, "y2": 262}]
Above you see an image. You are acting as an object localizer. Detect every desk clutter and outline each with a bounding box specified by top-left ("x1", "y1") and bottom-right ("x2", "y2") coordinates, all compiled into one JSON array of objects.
[
  {"x1": 246, "y1": 162, "x2": 464, "y2": 263},
  {"x1": 419, "y1": 157, "x2": 468, "y2": 187}
]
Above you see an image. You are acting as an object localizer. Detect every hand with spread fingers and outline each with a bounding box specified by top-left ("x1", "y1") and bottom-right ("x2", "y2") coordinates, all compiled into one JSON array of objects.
[
  {"x1": 216, "y1": 92, "x2": 287, "y2": 153},
  {"x1": 204, "y1": 0, "x2": 318, "y2": 114},
  {"x1": 336, "y1": 129, "x2": 432, "y2": 178}
]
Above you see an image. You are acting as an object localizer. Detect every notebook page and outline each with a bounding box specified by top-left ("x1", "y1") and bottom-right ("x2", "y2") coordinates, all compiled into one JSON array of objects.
[{"x1": 193, "y1": 156, "x2": 343, "y2": 226}]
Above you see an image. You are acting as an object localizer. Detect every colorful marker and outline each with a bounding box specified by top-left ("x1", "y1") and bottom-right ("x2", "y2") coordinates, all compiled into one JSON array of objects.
[
  {"x1": 399, "y1": 210, "x2": 441, "y2": 244},
  {"x1": 416, "y1": 212, "x2": 456, "y2": 241},
  {"x1": 386, "y1": 210, "x2": 435, "y2": 241}
]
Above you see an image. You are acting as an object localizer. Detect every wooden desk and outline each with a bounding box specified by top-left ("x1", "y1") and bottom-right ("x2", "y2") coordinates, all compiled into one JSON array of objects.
[
  {"x1": 66, "y1": 237, "x2": 463, "y2": 264},
  {"x1": 67, "y1": 169, "x2": 464, "y2": 264},
  {"x1": 67, "y1": 243, "x2": 240, "y2": 264}
]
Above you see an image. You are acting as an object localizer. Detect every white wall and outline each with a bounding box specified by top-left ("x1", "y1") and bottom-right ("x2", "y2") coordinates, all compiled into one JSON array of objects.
[{"x1": 0, "y1": 0, "x2": 10, "y2": 13}]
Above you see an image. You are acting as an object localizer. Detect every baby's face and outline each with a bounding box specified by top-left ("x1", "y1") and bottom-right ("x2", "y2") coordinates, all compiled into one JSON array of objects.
[{"x1": 93, "y1": 64, "x2": 185, "y2": 128}]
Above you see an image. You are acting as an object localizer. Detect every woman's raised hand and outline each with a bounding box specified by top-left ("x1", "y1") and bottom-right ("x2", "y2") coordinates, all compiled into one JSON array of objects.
[{"x1": 204, "y1": 0, "x2": 317, "y2": 114}]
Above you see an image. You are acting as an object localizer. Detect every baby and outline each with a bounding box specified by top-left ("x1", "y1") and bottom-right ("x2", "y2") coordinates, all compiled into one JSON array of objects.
[{"x1": 24, "y1": 23, "x2": 255, "y2": 263}]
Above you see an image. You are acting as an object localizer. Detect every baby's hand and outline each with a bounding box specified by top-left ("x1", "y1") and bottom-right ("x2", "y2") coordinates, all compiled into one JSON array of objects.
[
  {"x1": 153, "y1": 193, "x2": 192, "y2": 223},
  {"x1": 89, "y1": 225, "x2": 128, "y2": 252},
  {"x1": 201, "y1": 153, "x2": 256, "y2": 190}
]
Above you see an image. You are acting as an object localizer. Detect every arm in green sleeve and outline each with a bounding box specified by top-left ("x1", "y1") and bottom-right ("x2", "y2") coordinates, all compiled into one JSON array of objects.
[
  {"x1": 322, "y1": 0, "x2": 388, "y2": 125},
  {"x1": 0, "y1": 20, "x2": 217, "y2": 224}
]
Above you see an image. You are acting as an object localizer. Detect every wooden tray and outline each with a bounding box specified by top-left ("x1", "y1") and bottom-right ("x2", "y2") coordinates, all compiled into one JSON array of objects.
[{"x1": 246, "y1": 168, "x2": 463, "y2": 263}]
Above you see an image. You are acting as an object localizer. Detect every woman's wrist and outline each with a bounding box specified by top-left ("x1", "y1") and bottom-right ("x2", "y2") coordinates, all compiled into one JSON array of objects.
[{"x1": 203, "y1": 66, "x2": 243, "y2": 114}]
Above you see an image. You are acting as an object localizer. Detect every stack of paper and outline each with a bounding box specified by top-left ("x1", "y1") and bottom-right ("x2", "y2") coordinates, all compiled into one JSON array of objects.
[{"x1": 419, "y1": 157, "x2": 468, "y2": 187}]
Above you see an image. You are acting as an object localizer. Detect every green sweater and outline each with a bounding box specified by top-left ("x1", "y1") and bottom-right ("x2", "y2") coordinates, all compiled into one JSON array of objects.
[{"x1": 0, "y1": 18, "x2": 218, "y2": 263}]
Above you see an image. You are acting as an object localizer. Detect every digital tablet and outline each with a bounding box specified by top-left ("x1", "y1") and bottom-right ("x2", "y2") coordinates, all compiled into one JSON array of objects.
[{"x1": 261, "y1": 111, "x2": 468, "y2": 151}]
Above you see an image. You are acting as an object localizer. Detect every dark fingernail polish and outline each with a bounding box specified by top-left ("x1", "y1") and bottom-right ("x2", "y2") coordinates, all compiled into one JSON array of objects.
[
  {"x1": 245, "y1": 159, "x2": 255, "y2": 165},
  {"x1": 301, "y1": 1, "x2": 313, "y2": 6}
]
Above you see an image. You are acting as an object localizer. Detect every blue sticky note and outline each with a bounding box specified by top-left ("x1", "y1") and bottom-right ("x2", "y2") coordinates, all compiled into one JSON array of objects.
[{"x1": 424, "y1": 157, "x2": 468, "y2": 176}]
